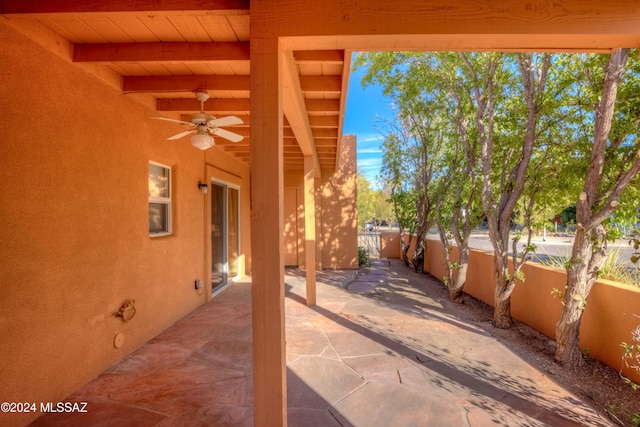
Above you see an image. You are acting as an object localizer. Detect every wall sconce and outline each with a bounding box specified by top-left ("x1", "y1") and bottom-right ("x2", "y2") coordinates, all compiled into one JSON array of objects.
[{"x1": 198, "y1": 181, "x2": 208, "y2": 194}]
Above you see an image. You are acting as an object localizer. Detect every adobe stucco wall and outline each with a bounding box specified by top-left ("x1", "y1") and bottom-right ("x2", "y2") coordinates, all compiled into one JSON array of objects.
[
  {"x1": 320, "y1": 135, "x2": 358, "y2": 269},
  {"x1": 0, "y1": 21, "x2": 250, "y2": 426},
  {"x1": 382, "y1": 233, "x2": 640, "y2": 384},
  {"x1": 281, "y1": 135, "x2": 358, "y2": 270}
]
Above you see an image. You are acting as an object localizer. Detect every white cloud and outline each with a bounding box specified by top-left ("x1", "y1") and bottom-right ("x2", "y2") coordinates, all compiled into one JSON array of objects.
[
  {"x1": 357, "y1": 147, "x2": 382, "y2": 154},
  {"x1": 358, "y1": 158, "x2": 381, "y2": 167}
]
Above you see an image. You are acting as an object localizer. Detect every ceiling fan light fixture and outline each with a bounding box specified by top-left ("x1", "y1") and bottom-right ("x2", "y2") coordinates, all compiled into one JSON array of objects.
[{"x1": 191, "y1": 132, "x2": 213, "y2": 150}]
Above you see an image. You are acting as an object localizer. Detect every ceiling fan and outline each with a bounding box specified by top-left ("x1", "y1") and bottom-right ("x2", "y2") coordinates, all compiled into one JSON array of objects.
[{"x1": 151, "y1": 91, "x2": 244, "y2": 150}]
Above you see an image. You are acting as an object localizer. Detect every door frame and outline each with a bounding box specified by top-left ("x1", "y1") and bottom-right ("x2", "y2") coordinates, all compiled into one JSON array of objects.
[{"x1": 204, "y1": 165, "x2": 243, "y2": 301}]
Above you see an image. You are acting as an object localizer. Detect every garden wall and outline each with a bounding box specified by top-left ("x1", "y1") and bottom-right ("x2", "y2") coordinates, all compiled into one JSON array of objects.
[{"x1": 381, "y1": 232, "x2": 640, "y2": 384}]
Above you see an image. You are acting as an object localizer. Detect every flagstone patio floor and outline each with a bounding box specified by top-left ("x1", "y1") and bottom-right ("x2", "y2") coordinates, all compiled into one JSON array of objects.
[{"x1": 30, "y1": 258, "x2": 612, "y2": 426}]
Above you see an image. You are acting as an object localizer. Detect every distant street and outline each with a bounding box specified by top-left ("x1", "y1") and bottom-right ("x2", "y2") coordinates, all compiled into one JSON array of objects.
[
  {"x1": 461, "y1": 231, "x2": 638, "y2": 268},
  {"x1": 367, "y1": 226, "x2": 638, "y2": 268}
]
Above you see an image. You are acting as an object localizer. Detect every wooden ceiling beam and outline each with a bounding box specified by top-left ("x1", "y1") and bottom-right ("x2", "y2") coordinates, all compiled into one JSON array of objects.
[
  {"x1": 123, "y1": 75, "x2": 249, "y2": 93},
  {"x1": 157, "y1": 98, "x2": 249, "y2": 112},
  {"x1": 0, "y1": 0, "x2": 249, "y2": 15},
  {"x1": 309, "y1": 116, "x2": 338, "y2": 128},
  {"x1": 294, "y1": 50, "x2": 344, "y2": 63},
  {"x1": 305, "y1": 99, "x2": 340, "y2": 113},
  {"x1": 336, "y1": 49, "x2": 353, "y2": 170},
  {"x1": 314, "y1": 139, "x2": 338, "y2": 147},
  {"x1": 263, "y1": 1, "x2": 640, "y2": 52},
  {"x1": 299, "y1": 75, "x2": 342, "y2": 93},
  {"x1": 181, "y1": 114, "x2": 250, "y2": 126},
  {"x1": 74, "y1": 42, "x2": 249, "y2": 63},
  {"x1": 282, "y1": 50, "x2": 320, "y2": 177},
  {"x1": 312, "y1": 128, "x2": 338, "y2": 139}
]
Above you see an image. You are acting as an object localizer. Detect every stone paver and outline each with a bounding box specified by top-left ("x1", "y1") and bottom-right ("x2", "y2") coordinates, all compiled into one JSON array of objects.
[
  {"x1": 285, "y1": 259, "x2": 612, "y2": 427},
  {"x1": 29, "y1": 259, "x2": 613, "y2": 427}
]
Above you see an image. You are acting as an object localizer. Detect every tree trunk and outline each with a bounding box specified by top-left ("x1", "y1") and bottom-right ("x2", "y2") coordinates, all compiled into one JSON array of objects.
[
  {"x1": 449, "y1": 246, "x2": 469, "y2": 303},
  {"x1": 400, "y1": 231, "x2": 410, "y2": 267},
  {"x1": 492, "y1": 247, "x2": 515, "y2": 328},
  {"x1": 554, "y1": 49, "x2": 634, "y2": 367},
  {"x1": 494, "y1": 292, "x2": 513, "y2": 329},
  {"x1": 555, "y1": 225, "x2": 606, "y2": 366}
]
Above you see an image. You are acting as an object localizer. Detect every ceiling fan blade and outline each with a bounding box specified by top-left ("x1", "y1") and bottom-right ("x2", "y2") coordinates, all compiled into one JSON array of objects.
[
  {"x1": 212, "y1": 128, "x2": 244, "y2": 143},
  {"x1": 151, "y1": 116, "x2": 195, "y2": 126},
  {"x1": 207, "y1": 115, "x2": 243, "y2": 128},
  {"x1": 168, "y1": 129, "x2": 196, "y2": 140}
]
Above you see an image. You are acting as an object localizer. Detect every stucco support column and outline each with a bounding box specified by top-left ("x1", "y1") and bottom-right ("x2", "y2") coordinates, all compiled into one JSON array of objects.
[
  {"x1": 304, "y1": 155, "x2": 317, "y2": 306},
  {"x1": 250, "y1": 36, "x2": 287, "y2": 426}
]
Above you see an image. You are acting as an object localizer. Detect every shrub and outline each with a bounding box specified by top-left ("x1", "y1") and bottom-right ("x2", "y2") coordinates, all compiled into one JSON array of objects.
[{"x1": 358, "y1": 246, "x2": 371, "y2": 267}]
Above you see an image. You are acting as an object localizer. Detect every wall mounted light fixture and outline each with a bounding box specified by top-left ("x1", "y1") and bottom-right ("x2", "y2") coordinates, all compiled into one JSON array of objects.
[{"x1": 198, "y1": 181, "x2": 208, "y2": 194}]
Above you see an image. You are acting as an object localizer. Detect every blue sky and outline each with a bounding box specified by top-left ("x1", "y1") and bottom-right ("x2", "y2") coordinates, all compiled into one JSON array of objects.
[{"x1": 343, "y1": 57, "x2": 395, "y2": 187}]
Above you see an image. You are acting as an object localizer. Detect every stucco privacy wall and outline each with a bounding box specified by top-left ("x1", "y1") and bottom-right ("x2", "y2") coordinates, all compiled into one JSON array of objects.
[
  {"x1": 380, "y1": 233, "x2": 640, "y2": 383},
  {"x1": 0, "y1": 21, "x2": 248, "y2": 426}
]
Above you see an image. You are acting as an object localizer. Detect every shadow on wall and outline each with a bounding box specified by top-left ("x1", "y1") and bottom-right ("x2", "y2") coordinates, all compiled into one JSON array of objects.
[{"x1": 320, "y1": 135, "x2": 358, "y2": 269}]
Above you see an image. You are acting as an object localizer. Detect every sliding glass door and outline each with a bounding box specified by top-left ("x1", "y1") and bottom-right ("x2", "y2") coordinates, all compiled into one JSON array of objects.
[{"x1": 211, "y1": 181, "x2": 240, "y2": 294}]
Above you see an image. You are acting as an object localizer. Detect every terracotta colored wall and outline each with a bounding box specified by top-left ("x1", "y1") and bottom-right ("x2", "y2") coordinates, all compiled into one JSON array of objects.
[
  {"x1": 380, "y1": 232, "x2": 401, "y2": 259},
  {"x1": 380, "y1": 232, "x2": 417, "y2": 264},
  {"x1": 320, "y1": 135, "x2": 358, "y2": 269},
  {"x1": 280, "y1": 135, "x2": 357, "y2": 270},
  {"x1": 422, "y1": 238, "x2": 640, "y2": 384},
  {"x1": 0, "y1": 22, "x2": 239, "y2": 426},
  {"x1": 283, "y1": 185, "x2": 300, "y2": 266}
]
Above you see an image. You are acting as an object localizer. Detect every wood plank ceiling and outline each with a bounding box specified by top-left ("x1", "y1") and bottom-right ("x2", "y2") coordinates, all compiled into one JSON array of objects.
[{"x1": 0, "y1": 1, "x2": 349, "y2": 172}]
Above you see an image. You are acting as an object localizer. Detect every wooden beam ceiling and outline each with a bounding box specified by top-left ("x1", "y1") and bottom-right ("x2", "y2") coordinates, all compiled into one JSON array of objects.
[
  {"x1": 74, "y1": 42, "x2": 250, "y2": 63},
  {"x1": 0, "y1": 0, "x2": 350, "y2": 171},
  {"x1": 123, "y1": 75, "x2": 250, "y2": 93},
  {"x1": 282, "y1": 50, "x2": 320, "y2": 176},
  {"x1": 157, "y1": 98, "x2": 250, "y2": 112},
  {"x1": 0, "y1": 0, "x2": 249, "y2": 14}
]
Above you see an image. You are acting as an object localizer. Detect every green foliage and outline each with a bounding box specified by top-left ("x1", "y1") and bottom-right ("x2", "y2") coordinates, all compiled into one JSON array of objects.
[
  {"x1": 539, "y1": 246, "x2": 640, "y2": 288},
  {"x1": 357, "y1": 172, "x2": 394, "y2": 230},
  {"x1": 358, "y1": 247, "x2": 371, "y2": 267},
  {"x1": 558, "y1": 205, "x2": 577, "y2": 225},
  {"x1": 620, "y1": 318, "x2": 640, "y2": 391},
  {"x1": 628, "y1": 229, "x2": 640, "y2": 265},
  {"x1": 551, "y1": 285, "x2": 567, "y2": 302},
  {"x1": 608, "y1": 405, "x2": 640, "y2": 427},
  {"x1": 388, "y1": 189, "x2": 418, "y2": 233}
]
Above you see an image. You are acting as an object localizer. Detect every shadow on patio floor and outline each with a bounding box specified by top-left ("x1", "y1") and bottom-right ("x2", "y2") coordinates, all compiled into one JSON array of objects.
[{"x1": 29, "y1": 259, "x2": 612, "y2": 426}]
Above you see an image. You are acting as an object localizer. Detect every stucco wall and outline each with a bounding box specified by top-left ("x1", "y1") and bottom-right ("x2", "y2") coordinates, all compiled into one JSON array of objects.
[
  {"x1": 320, "y1": 135, "x2": 358, "y2": 269},
  {"x1": 0, "y1": 21, "x2": 250, "y2": 426},
  {"x1": 280, "y1": 135, "x2": 358, "y2": 270}
]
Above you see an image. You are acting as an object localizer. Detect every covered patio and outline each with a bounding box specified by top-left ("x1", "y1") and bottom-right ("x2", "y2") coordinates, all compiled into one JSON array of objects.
[{"x1": 30, "y1": 260, "x2": 610, "y2": 426}]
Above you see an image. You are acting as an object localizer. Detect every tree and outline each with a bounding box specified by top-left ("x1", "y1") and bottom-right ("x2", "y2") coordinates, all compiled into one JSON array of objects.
[
  {"x1": 555, "y1": 49, "x2": 640, "y2": 367},
  {"x1": 462, "y1": 52, "x2": 558, "y2": 328},
  {"x1": 358, "y1": 53, "x2": 448, "y2": 271},
  {"x1": 422, "y1": 52, "x2": 484, "y2": 302},
  {"x1": 357, "y1": 172, "x2": 381, "y2": 230}
]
